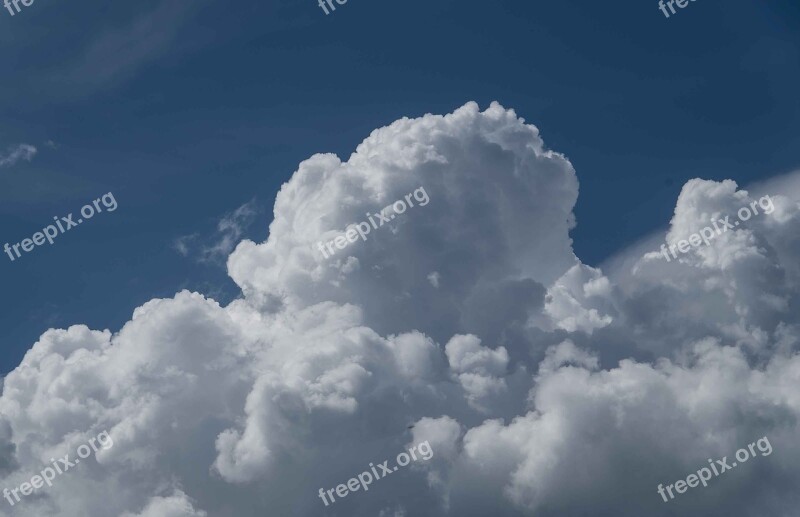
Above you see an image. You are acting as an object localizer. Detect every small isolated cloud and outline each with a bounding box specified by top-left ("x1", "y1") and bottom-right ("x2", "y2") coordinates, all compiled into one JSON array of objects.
[
  {"x1": 172, "y1": 234, "x2": 197, "y2": 257},
  {"x1": 0, "y1": 144, "x2": 37, "y2": 169},
  {"x1": 173, "y1": 199, "x2": 260, "y2": 264}
]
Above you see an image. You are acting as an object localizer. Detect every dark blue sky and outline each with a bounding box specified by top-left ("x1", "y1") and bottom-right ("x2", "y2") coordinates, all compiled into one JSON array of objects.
[{"x1": 1, "y1": 0, "x2": 799, "y2": 373}]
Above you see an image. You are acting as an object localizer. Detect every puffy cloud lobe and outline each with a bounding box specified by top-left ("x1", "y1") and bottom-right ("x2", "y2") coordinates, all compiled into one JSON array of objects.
[
  {"x1": 227, "y1": 101, "x2": 579, "y2": 340},
  {"x1": 2, "y1": 103, "x2": 800, "y2": 516},
  {"x1": 445, "y1": 335, "x2": 509, "y2": 411},
  {"x1": 621, "y1": 178, "x2": 800, "y2": 357},
  {"x1": 0, "y1": 292, "x2": 251, "y2": 515},
  {"x1": 451, "y1": 339, "x2": 800, "y2": 516},
  {"x1": 544, "y1": 264, "x2": 615, "y2": 334}
]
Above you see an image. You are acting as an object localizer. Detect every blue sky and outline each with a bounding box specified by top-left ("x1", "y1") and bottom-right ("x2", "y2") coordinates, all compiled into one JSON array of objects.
[{"x1": 1, "y1": 0, "x2": 799, "y2": 372}]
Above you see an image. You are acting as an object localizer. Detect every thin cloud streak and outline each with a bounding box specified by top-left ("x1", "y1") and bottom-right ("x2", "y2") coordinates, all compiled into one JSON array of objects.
[{"x1": 0, "y1": 144, "x2": 37, "y2": 169}]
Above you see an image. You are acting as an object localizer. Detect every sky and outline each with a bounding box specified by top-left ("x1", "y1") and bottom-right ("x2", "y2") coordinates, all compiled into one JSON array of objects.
[{"x1": 1, "y1": 0, "x2": 800, "y2": 516}]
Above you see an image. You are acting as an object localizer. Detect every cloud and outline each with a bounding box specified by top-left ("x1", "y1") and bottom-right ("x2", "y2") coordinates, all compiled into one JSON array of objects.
[
  {"x1": 449, "y1": 336, "x2": 800, "y2": 516},
  {"x1": 544, "y1": 263, "x2": 614, "y2": 334},
  {"x1": 445, "y1": 335, "x2": 509, "y2": 411},
  {"x1": 120, "y1": 491, "x2": 207, "y2": 517},
  {"x1": 173, "y1": 199, "x2": 260, "y2": 264},
  {"x1": 172, "y1": 234, "x2": 197, "y2": 257},
  {"x1": 55, "y1": 1, "x2": 201, "y2": 95},
  {"x1": 1, "y1": 102, "x2": 800, "y2": 516},
  {"x1": 0, "y1": 144, "x2": 37, "y2": 169}
]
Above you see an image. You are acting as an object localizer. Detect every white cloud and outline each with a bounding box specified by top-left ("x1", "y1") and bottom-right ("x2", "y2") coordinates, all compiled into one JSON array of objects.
[
  {"x1": 173, "y1": 199, "x2": 260, "y2": 264},
  {"x1": 0, "y1": 144, "x2": 37, "y2": 169},
  {"x1": 445, "y1": 335, "x2": 509, "y2": 411},
  {"x1": 544, "y1": 264, "x2": 614, "y2": 334},
  {"x1": 2, "y1": 102, "x2": 800, "y2": 516},
  {"x1": 120, "y1": 491, "x2": 207, "y2": 517},
  {"x1": 172, "y1": 234, "x2": 196, "y2": 257}
]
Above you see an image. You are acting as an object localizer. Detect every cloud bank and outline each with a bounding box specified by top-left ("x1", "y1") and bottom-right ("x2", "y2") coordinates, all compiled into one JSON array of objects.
[{"x1": 2, "y1": 102, "x2": 800, "y2": 516}]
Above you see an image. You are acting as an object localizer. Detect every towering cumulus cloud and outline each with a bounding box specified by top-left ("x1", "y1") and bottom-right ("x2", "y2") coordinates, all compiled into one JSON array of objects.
[{"x1": 2, "y1": 102, "x2": 800, "y2": 516}]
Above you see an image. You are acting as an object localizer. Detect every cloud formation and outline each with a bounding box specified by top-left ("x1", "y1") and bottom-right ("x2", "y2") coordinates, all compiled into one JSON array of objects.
[{"x1": 2, "y1": 102, "x2": 800, "y2": 516}]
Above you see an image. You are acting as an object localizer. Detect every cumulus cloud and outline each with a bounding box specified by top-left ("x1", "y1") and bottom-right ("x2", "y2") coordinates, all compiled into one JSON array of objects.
[
  {"x1": 0, "y1": 144, "x2": 37, "y2": 169},
  {"x1": 2, "y1": 102, "x2": 800, "y2": 516},
  {"x1": 445, "y1": 335, "x2": 509, "y2": 411},
  {"x1": 544, "y1": 264, "x2": 614, "y2": 334}
]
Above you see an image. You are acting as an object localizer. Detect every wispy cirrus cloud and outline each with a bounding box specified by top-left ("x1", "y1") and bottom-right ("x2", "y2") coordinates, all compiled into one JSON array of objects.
[
  {"x1": 173, "y1": 199, "x2": 261, "y2": 264},
  {"x1": 51, "y1": 0, "x2": 203, "y2": 97},
  {"x1": 0, "y1": 144, "x2": 37, "y2": 169}
]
